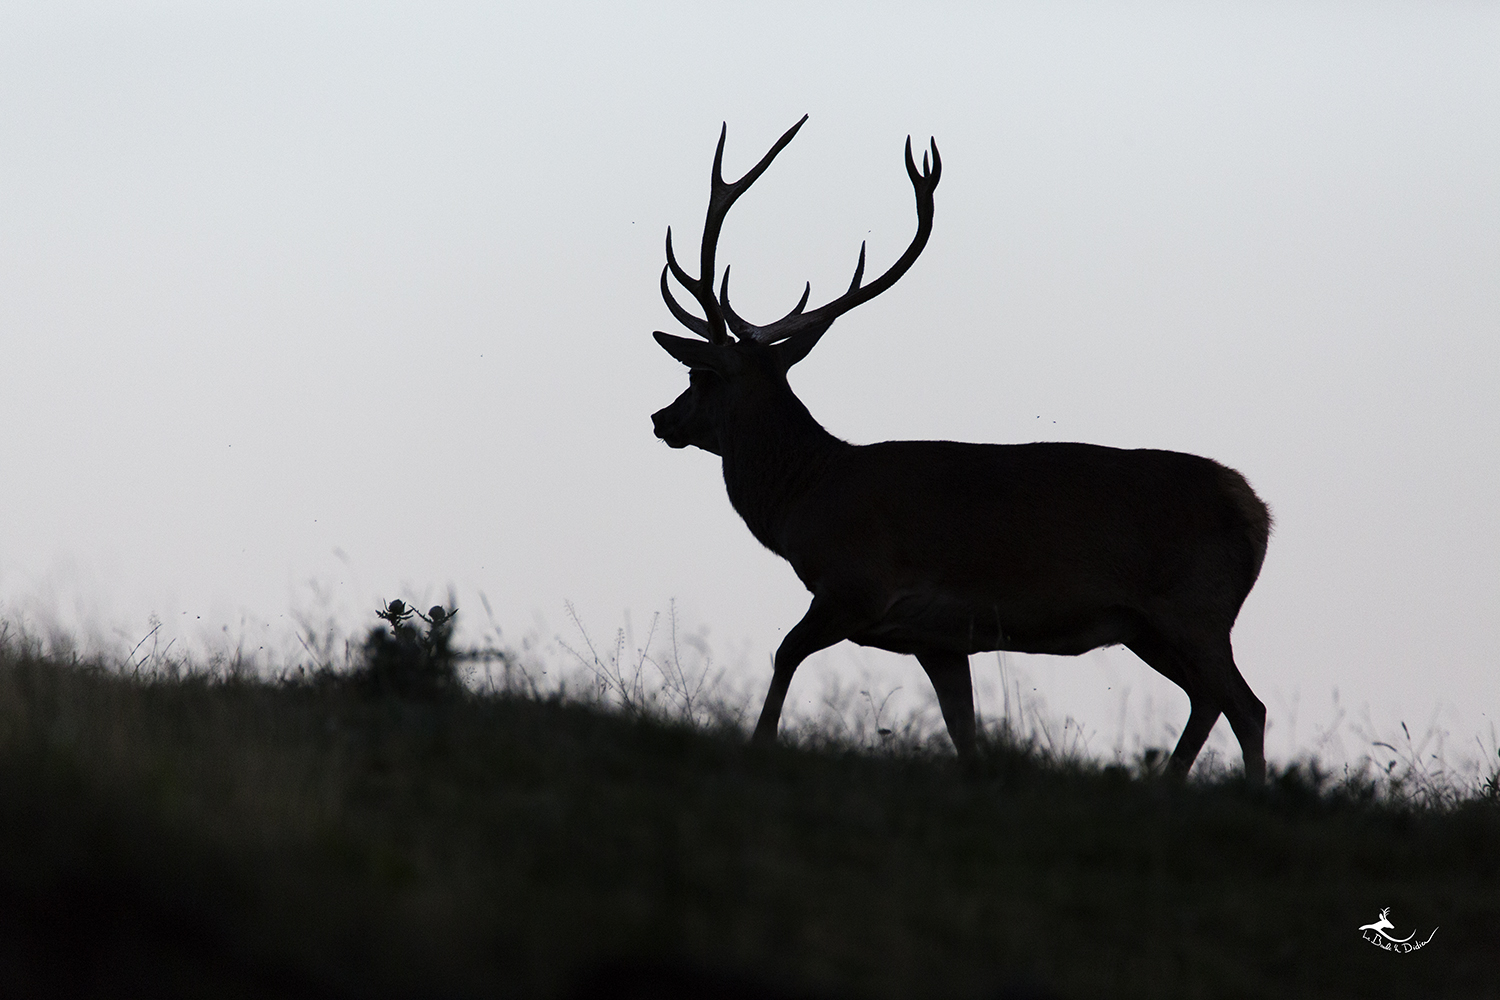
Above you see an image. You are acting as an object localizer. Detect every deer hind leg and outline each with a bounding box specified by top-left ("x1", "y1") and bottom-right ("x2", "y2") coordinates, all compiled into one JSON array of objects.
[
  {"x1": 1222, "y1": 657, "x2": 1267, "y2": 785},
  {"x1": 915, "y1": 651, "x2": 977, "y2": 763},
  {"x1": 1130, "y1": 625, "x2": 1265, "y2": 784},
  {"x1": 1183, "y1": 634, "x2": 1265, "y2": 785},
  {"x1": 754, "y1": 589, "x2": 876, "y2": 745},
  {"x1": 1126, "y1": 628, "x2": 1222, "y2": 778}
]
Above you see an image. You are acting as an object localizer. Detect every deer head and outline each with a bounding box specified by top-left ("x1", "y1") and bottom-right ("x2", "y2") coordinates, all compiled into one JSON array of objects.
[{"x1": 651, "y1": 116, "x2": 940, "y2": 453}]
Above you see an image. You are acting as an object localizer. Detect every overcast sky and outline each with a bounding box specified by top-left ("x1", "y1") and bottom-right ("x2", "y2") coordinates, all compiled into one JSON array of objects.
[{"x1": 2, "y1": 2, "x2": 1496, "y2": 771}]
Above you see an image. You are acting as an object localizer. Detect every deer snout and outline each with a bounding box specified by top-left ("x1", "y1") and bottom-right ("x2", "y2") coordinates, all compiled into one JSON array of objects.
[{"x1": 651, "y1": 407, "x2": 689, "y2": 448}]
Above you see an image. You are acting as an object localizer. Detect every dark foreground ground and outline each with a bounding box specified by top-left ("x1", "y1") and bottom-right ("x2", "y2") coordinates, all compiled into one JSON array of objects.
[{"x1": 1, "y1": 644, "x2": 1495, "y2": 999}]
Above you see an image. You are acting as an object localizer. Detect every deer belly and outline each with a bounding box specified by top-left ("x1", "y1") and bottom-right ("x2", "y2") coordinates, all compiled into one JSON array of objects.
[{"x1": 852, "y1": 591, "x2": 1137, "y2": 657}]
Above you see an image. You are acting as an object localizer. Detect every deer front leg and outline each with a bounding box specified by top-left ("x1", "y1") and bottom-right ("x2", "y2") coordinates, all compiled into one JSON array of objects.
[
  {"x1": 753, "y1": 590, "x2": 875, "y2": 745},
  {"x1": 916, "y1": 651, "x2": 977, "y2": 763}
]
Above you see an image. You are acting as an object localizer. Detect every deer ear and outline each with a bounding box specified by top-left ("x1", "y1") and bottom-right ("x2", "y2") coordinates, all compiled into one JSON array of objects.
[
  {"x1": 653, "y1": 331, "x2": 743, "y2": 376},
  {"x1": 773, "y1": 320, "x2": 834, "y2": 370}
]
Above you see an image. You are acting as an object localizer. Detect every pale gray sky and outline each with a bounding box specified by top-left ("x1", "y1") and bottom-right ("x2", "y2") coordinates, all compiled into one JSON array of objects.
[{"x1": 2, "y1": 2, "x2": 1497, "y2": 768}]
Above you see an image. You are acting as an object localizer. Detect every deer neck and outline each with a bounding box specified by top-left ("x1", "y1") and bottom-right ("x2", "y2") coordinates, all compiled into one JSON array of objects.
[{"x1": 718, "y1": 385, "x2": 846, "y2": 555}]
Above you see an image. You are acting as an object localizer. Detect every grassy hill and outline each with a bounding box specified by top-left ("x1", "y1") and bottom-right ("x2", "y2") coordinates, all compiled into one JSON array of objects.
[{"x1": 1, "y1": 629, "x2": 1495, "y2": 999}]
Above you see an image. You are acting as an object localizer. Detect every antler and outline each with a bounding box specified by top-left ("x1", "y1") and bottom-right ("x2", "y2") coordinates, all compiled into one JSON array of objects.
[
  {"x1": 720, "y1": 135, "x2": 941, "y2": 353},
  {"x1": 662, "y1": 115, "x2": 809, "y2": 345},
  {"x1": 661, "y1": 117, "x2": 941, "y2": 361}
]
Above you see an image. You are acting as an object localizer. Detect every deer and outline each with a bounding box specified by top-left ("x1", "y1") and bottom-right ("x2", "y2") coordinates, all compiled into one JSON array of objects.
[
  {"x1": 650, "y1": 116, "x2": 1272, "y2": 785},
  {"x1": 1358, "y1": 908, "x2": 1416, "y2": 943}
]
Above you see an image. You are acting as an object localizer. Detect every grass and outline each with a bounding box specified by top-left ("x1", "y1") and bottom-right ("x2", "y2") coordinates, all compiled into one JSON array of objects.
[{"x1": 1, "y1": 616, "x2": 1496, "y2": 999}]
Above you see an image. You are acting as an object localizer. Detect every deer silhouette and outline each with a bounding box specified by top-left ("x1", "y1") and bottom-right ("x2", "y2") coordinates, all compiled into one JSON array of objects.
[
  {"x1": 1358, "y1": 908, "x2": 1416, "y2": 943},
  {"x1": 651, "y1": 117, "x2": 1271, "y2": 783}
]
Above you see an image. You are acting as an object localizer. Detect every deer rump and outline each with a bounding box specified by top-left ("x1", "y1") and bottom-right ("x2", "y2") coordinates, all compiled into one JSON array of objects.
[{"x1": 773, "y1": 440, "x2": 1270, "y2": 660}]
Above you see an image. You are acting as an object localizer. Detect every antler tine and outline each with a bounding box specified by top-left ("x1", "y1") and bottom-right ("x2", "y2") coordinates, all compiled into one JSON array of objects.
[
  {"x1": 661, "y1": 222, "x2": 723, "y2": 343},
  {"x1": 660, "y1": 259, "x2": 709, "y2": 339},
  {"x1": 846, "y1": 242, "x2": 867, "y2": 294},
  {"x1": 730, "y1": 134, "x2": 941, "y2": 348},
  {"x1": 719, "y1": 267, "x2": 811, "y2": 342},
  {"x1": 660, "y1": 115, "x2": 811, "y2": 345}
]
